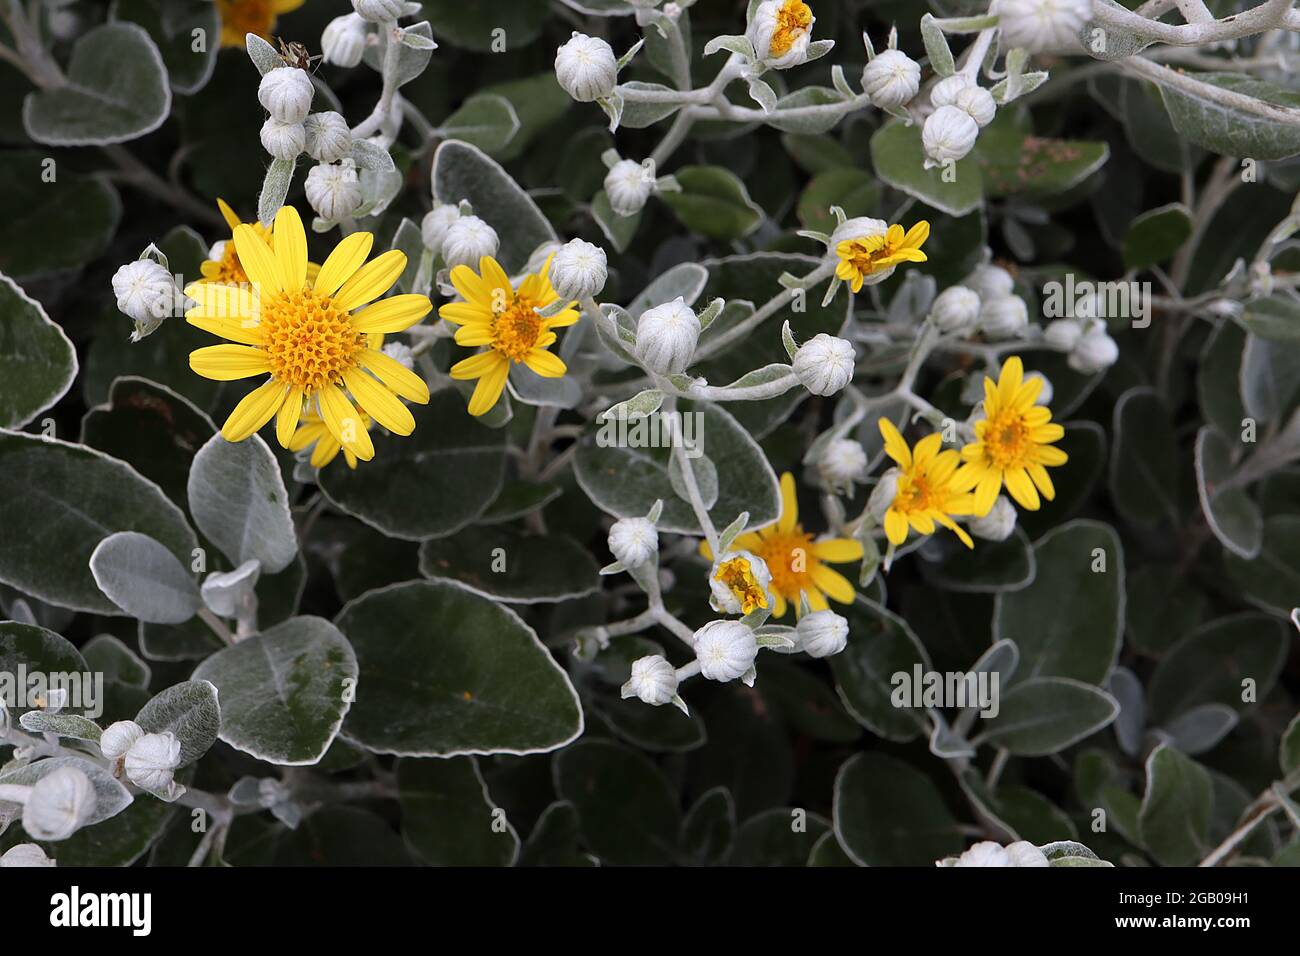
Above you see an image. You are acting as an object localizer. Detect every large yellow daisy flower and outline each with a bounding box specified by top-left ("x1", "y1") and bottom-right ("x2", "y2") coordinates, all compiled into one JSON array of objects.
[
  {"x1": 200, "y1": 199, "x2": 319, "y2": 287},
  {"x1": 439, "y1": 255, "x2": 578, "y2": 417},
  {"x1": 702, "y1": 473, "x2": 863, "y2": 619},
  {"x1": 184, "y1": 205, "x2": 431, "y2": 460},
  {"x1": 835, "y1": 222, "x2": 929, "y2": 293},
  {"x1": 215, "y1": 0, "x2": 305, "y2": 49},
  {"x1": 955, "y1": 356, "x2": 1068, "y2": 515},
  {"x1": 877, "y1": 419, "x2": 977, "y2": 549}
]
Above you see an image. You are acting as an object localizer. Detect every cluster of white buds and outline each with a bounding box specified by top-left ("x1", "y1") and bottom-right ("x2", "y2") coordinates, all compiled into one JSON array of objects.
[
  {"x1": 966, "y1": 263, "x2": 1016, "y2": 300},
  {"x1": 792, "y1": 333, "x2": 855, "y2": 396},
  {"x1": 635, "y1": 296, "x2": 700, "y2": 374},
  {"x1": 304, "y1": 111, "x2": 353, "y2": 164},
  {"x1": 1044, "y1": 316, "x2": 1119, "y2": 373},
  {"x1": 441, "y1": 214, "x2": 500, "y2": 269},
  {"x1": 968, "y1": 494, "x2": 1017, "y2": 541},
  {"x1": 621, "y1": 655, "x2": 682, "y2": 709},
  {"x1": 420, "y1": 203, "x2": 460, "y2": 257},
  {"x1": 353, "y1": 0, "x2": 405, "y2": 22},
  {"x1": 608, "y1": 515, "x2": 659, "y2": 568},
  {"x1": 817, "y1": 437, "x2": 868, "y2": 493},
  {"x1": 748, "y1": 0, "x2": 816, "y2": 69},
  {"x1": 941, "y1": 840, "x2": 1050, "y2": 867},
  {"x1": 929, "y1": 284, "x2": 982, "y2": 334},
  {"x1": 549, "y1": 238, "x2": 608, "y2": 301},
  {"x1": 322, "y1": 13, "x2": 368, "y2": 68},
  {"x1": 554, "y1": 33, "x2": 619, "y2": 103},
  {"x1": 260, "y1": 117, "x2": 306, "y2": 161},
  {"x1": 101, "y1": 720, "x2": 184, "y2": 799},
  {"x1": 979, "y1": 294, "x2": 1029, "y2": 339},
  {"x1": 0, "y1": 843, "x2": 54, "y2": 867},
  {"x1": 861, "y1": 49, "x2": 920, "y2": 109},
  {"x1": 111, "y1": 257, "x2": 180, "y2": 341},
  {"x1": 305, "y1": 160, "x2": 363, "y2": 222},
  {"x1": 923, "y1": 106, "x2": 978, "y2": 167},
  {"x1": 17, "y1": 766, "x2": 96, "y2": 841},
  {"x1": 993, "y1": 0, "x2": 1090, "y2": 54},
  {"x1": 257, "y1": 67, "x2": 314, "y2": 161},
  {"x1": 694, "y1": 620, "x2": 759, "y2": 683},
  {"x1": 795, "y1": 610, "x2": 849, "y2": 658},
  {"x1": 604, "y1": 157, "x2": 658, "y2": 217}
]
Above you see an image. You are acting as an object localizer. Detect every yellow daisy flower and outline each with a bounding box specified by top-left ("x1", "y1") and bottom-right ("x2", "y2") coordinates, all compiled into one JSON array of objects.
[
  {"x1": 877, "y1": 418, "x2": 977, "y2": 550},
  {"x1": 215, "y1": 0, "x2": 305, "y2": 49},
  {"x1": 955, "y1": 356, "x2": 1069, "y2": 515},
  {"x1": 770, "y1": 1, "x2": 813, "y2": 58},
  {"x1": 289, "y1": 409, "x2": 371, "y2": 469},
  {"x1": 835, "y1": 221, "x2": 930, "y2": 293},
  {"x1": 702, "y1": 473, "x2": 863, "y2": 619},
  {"x1": 200, "y1": 199, "x2": 320, "y2": 287},
  {"x1": 184, "y1": 205, "x2": 431, "y2": 460},
  {"x1": 439, "y1": 255, "x2": 578, "y2": 417}
]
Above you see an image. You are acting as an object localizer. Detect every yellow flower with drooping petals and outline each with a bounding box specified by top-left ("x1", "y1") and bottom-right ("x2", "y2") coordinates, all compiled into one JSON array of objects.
[
  {"x1": 184, "y1": 205, "x2": 431, "y2": 461},
  {"x1": 877, "y1": 418, "x2": 977, "y2": 550},
  {"x1": 289, "y1": 408, "x2": 371, "y2": 469},
  {"x1": 215, "y1": 0, "x2": 305, "y2": 49},
  {"x1": 835, "y1": 221, "x2": 930, "y2": 292},
  {"x1": 702, "y1": 473, "x2": 863, "y2": 619},
  {"x1": 439, "y1": 255, "x2": 578, "y2": 417},
  {"x1": 955, "y1": 356, "x2": 1069, "y2": 515}
]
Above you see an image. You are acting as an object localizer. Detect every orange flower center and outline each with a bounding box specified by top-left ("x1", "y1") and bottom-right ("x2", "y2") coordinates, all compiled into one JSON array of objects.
[
  {"x1": 982, "y1": 410, "x2": 1032, "y2": 470},
  {"x1": 893, "y1": 473, "x2": 937, "y2": 515},
  {"x1": 771, "y1": 1, "x2": 813, "y2": 57},
  {"x1": 839, "y1": 235, "x2": 896, "y2": 276},
  {"x1": 491, "y1": 296, "x2": 546, "y2": 362},
  {"x1": 260, "y1": 289, "x2": 365, "y2": 392},
  {"x1": 753, "y1": 529, "x2": 817, "y2": 601}
]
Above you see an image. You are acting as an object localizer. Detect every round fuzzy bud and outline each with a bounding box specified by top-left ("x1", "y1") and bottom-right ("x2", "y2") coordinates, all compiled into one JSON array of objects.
[
  {"x1": 969, "y1": 495, "x2": 1016, "y2": 542},
  {"x1": 304, "y1": 162, "x2": 362, "y2": 222},
  {"x1": 258, "y1": 67, "x2": 313, "y2": 124},
  {"x1": 965, "y1": 263, "x2": 1015, "y2": 300},
  {"x1": 123, "y1": 731, "x2": 182, "y2": 794},
  {"x1": 1005, "y1": 841, "x2": 1051, "y2": 867},
  {"x1": 748, "y1": 0, "x2": 815, "y2": 69},
  {"x1": 954, "y1": 85, "x2": 997, "y2": 128},
  {"x1": 260, "y1": 117, "x2": 306, "y2": 161},
  {"x1": 1043, "y1": 317, "x2": 1084, "y2": 352},
  {"x1": 420, "y1": 204, "x2": 460, "y2": 255},
  {"x1": 621, "y1": 655, "x2": 678, "y2": 706},
  {"x1": 23, "y1": 766, "x2": 96, "y2": 841},
  {"x1": 554, "y1": 32, "x2": 618, "y2": 103},
  {"x1": 0, "y1": 843, "x2": 54, "y2": 867},
  {"x1": 99, "y1": 719, "x2": 144, "y2": 760},
  {"x1": 993, "y1": 0, "x2": 1089, "y2": 54},
  {"x1": 303, "y1": 111, "x2": 352, "y2": 163},
  {"x1": 867, "y1": 468, "x2": 900, "y2": 522},
  {"x1": 922, "y1": 105, "x2": 979, "y2": 165},
  {"x1": 441, "y1": 215, "x2": 500, "y2": 269},
  {"x1": 929, "y1": 74, "x2": 973, "y2": 109},
  {"x1": 605, "y1": 159, "x2": 656, "y2": 217},
  {"x1": 1025, "y1": 370, "x2": 1053, "y2": 405},
  {"x1": 930, "y1": 285, "x2": 981, "y2": 333},
  {"x1": 111, "y1": 259, "x2": 176, "y2": 332},
  {"x1": 635, "y1": 296, "x2": 700, "y2": 374},
  {"x1": 322, "y1": 13, "x2": 367, "y2": 68},
  {"x1": 694, "y1": 620, "x2": 760, "y2": 682},
  {"x1": 709, "y1": 550, "x2": 773, "y2": 616},
  {"x1": 550, "y1": 238, "x2": 608, "y2": 301},
  {"x1": 1068, "y1": 326, "x2": 1119, "y2": 373},
  {"x1": 608, "y1": 516, "x2": 658, "y2": 568},
  {"x1": 793, "y1": 333, "x2": 855, "y2": 396},
  {"x1": 861, "y1": 49, "x2": 920, "y2": 109},
  {"x1": 818, "y1": 438, "x2": 868, "y2": 491},
  {"x1": 953, "y1": 841, "x2": 1013, "y2": 867},
  {"x1": 352, "y1": 0, "x2": 404, "y2": 23},
  {"x1": 797, "y1": 610, "x2": 849, "y2": 658},
  {"x1": 979, "y1": 295, "x2": 1029, "y2": 339}
]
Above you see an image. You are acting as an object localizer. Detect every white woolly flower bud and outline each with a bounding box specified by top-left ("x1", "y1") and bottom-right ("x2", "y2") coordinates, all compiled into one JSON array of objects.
[
  {"x1": 554, "y1": 32, "x2": 618, "y2": 103},
  {"x1": 0, "y1": 843, "x2": 54, "y2": 867},
  {"x1": 1069, "y1": 326, "x2": 1119, "y2": 373},
  {"x1": 23, "y1": 766, "x2": 96, "y2": 841},
  {"x1": 621, "y1": 655, "x2": 678, "y2": 706},
  {"x1": 952, "y1": 841, "x2": 1012, "y2": 866},
  {"x1": 260, "y1": 117, "x2": 305, "y2": 161},
  {"x1": 1006, "y1": 841, "x2": 1051, "y2": 867},
  {"x1": 381, "y1": 341, "x2": 415, "y2": 370},
  {"x1": 868, "y1": 469, "x2": 900, "y2": 522},
  {"x1": 966, "y1": 263, "x2": 1015, "y2": 300},
  {"x1": 608, "y1": 516, "x2": 658, "y2": 568},
  {"x1": 969, "y1": 495, "x2": 1016, "y2": 542},
  {"x1": 441, "y1": 215, "x2": 500, "y2": 269},
  {"x1": 420, "y1": 204, "x2": 460, "y2": 255},
  {"x1": 930, "y1": 285, "x2": 982, "y2": 333},
  {"x1": 923, "y1": 105, "x2": 979, "y2": 165},
  {"x1": 818, "y1": 438, "x2": 868, "y2": 491},
  {"x1": 304, "y1": 111, "x2": 352, "y2": 164},
  {"x1": 829, "y1": 216, "x2": 888, "y2": 247},
  {"x1": 304, "y1": 162, "x2": 362, "y2": 222},
  {"x1": 124, "y1": 731, "x2": 182, "y2": 794},
  {"x1": 111, "y1": 259, "x2": 177, "y2": 339},
  {"x1": 793, "y1": 333, "x2": 855, "y2": 396},
  {"x1": 550, "y1": 238, "x2": 608, "y2": 301},
  {"x1": 635, "y1": 296, "x2": 699, "y2": 374},
  {"x1": 605, "y1": 159, "x2": 656, "y2": 217},
  {"x1": 861, "y1": 49, "x2": 920, "y2": 109},
  {"x1": 694, "y1": 620, "x2": 759, "y2": 682},
  {"x1": 979, "y1": 295, "x2": 1029, "y2": 339},
  {"x1": 994, "y1": 0, "x2": 1089, "y2": 54},
  {"x1": 258, "y1": 67, "x2": 313, "y2": 124},
  {"x1": 352, "y1": 0, "x2": 404, "y2": 23},
  {"x1": 954, "y1": 85, "x2": 997, "y2": 128},
  {"x1": 99, "y1": 719, "x2": 144, "y2": 760},
  {"x1": 1043, "y1": 317, "x2": 1084, "y2": 351},
  {"x1": 748, "y1": 0, "x2": 815, "y2": 69},
  {"x1": 708, "y1": 550, "x2": 773, "y2": 616},
  {"x1": 929, "y1": 74, "x2": 972, "y2": 109},
  {"x1": 322, "y1": 13, "x2": 367, "y2": 68},
  {"x1": 1026, "y1": 370, "x2": 1053, "y2": 404},
  {"x1": 797, "y1": 610, "x2": 849, "y2": 658}
]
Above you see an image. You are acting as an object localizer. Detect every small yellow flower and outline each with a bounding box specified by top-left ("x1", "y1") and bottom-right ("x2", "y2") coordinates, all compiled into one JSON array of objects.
[
  {"x1": 200, "y1": 199, "x2": 319, "y2": 287},
  {"x1": 439, "y1": 255, "x2": 578, "y2": 417},
  {"x1": 215, "y1": 0, "x2": 305, "y2": 49},
  {"x1": 877, "y1": 419, "x2": 977, "y2": 549},
  {"x1": 289, "y1": 409, "x2": 371, "y2": 469},
  {"x1": 714, "y1": 556, "x2": 769, "y2": 615},
  {"x1": 770, "y1": 0, "x2": 813, "y2": 58},
  {"x1": 835, "y1": 221, "x2": 930, "y2": 293},
  {"x1": 184, "y1": 205, "x2": 431, "y2": 460},
  {"x1": 955, "y1": 356, "x2": 1069, "y2": 514},
  {"x1": 702, "y1": 473, "x2": 863, "y2": 619}
]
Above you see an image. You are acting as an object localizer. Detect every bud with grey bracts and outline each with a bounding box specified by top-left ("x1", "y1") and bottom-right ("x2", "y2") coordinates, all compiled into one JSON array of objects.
[
  {"x1": 793, "y1": 333, "x2": 855, "y2": 396},
  {"x1": 954, "y1": 86, "x2": 996, "y2": 127},
  {"x1": 796, "y1": 610, "x2": 849, "y2": 658},
  {"x1": 100, "y1": 719, "x2": 144, "y2": 760},
  {"x1": 550, "y1": 238, "x2": 607, "y2": 301},
  {"x1": 420, "y1": 204, "x2": 460, "y2": 256},
  {"x1": 305, "y1": 162, "x2": 362, "y2": 222},
  {"x1": 258, "y1": 67, "x2": 313, "y2": 124},
  {"x1": 979, "y1": 295, "x2": 1029, "y2": 339},
  {"x1": 930, "y1": 74, "x2": 972, "y2": 109},
  {"x1": 930, "y1": 285, "x2": 981, "y2": 333},
  {"x1": 1068, "y1": 320, "x2": 1119, "y2": 374},
  {"x1": 605, "y1": 158, "x2": 657, "y2": 217},
  {"x1": 352, "y1": 0, "x2": 404, "y2": 22},
  {"x1": 694, "y1": 620, "x2": 759, "y2": 683},
  {"x1": 861, "y1": 49, "x2": 919, "y2": 109},
  {"x1": 993, "y1": 0, "x2": 1089, "y2": 54},
  {"x1": 634, "y1": 296, "x2": 700, "y2": 374},
  {"x1": 965, "y1": 263, "x2": 1015, "y2": 300},
  {"x1": 304, "y1": 112, "x2": 352, "y2": 164},
  {"x1": 818, "y1": 438, "x2": 868, "y2": 492},
  {"x1": 621, "y1": 655, "x2": 679, "y2": 706},
  {"x1": 608, "y1": 516, "x2": 658, "y2": 568},
  {"x1": 112, "y1": 258, "x2": 179, "y2": 341},
  {"x1": 441, "y1": 215, "x2": 500, "y2": 269},
  {"x1": 124, "y1": 731, "x2": 183, "y2": 798},
  {"x1": 969, "y1": 495, "x2": 1016, "y2": 542},
  {"x1": 260, "y1": 117, "x2": 306, "y2": 161},
  {"x1": 322, "y1": 14, "x2": 367, "y2": 68},
  {"x1": 923, "y1": 105, "x2": 979, "y2": 166},
  {"x1": 1043, "y1": 317, "x2": 1083, "y2": 352},
  {"x1": 21, "y1": 766, "x2": 96, "y2": 841},
  {"x1": 554, "y1": 32, "x2": 618, "y2": 103}
]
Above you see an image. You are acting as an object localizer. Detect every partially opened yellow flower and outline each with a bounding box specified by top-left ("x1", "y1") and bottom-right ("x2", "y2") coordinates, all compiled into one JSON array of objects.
[
  {"x1": 439, "y1": 255, "x2": 578, "y2": 417},
  {"x1": 877, "y1": 419, "x2": 977, "y2": 549},
  {"x1": 184, "y1": 205, "x2": 431, "y2": 461},
  {"x1": 215, "y1": 0, "x2": 304, "y2": 49},
  {"x1": 200, "y1": 199, "x2": 319, "y2": 286},
  {"x1": 955, "y1": 356, "x2": 1068, "y2": 514},
  {"x1": 835, "y1": 221, "x2": 929, "y2": 292},
  {"x1": 701, "y1": 473, "x2": 863, "y2": 619}
]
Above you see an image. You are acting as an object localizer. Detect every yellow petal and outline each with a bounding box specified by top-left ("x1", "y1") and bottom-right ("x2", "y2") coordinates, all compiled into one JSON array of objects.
[
  {"x1": 544, "y1": 308, "x2": 580, "y2": 329},
  {"x1": 771, "y1": 591, "x2": 788, "y2": 620},
  {"x1": 187, "y1": 314, "x2": 263, "y2": 346},
  {"x1": 315, "y1": 232, "x2": 374, "y2": 297},
  {"x1": 878, "y1": 417, "x2": 912, "y2": 469},
  {"x1": 913, "y1": 432, "x2": 942, "y2": 468},
  {"x1": 450, "y1": 351, "x2": 504, "y2": 380},
  {"x1": 343, "y1": 368, "x2": 416, "y2": 436},
  {"x1": 318, "y1": 384, "x2": 374, "y2": 461},
  {"x1": 359, "y1": 349, "x2": 430, "y2": 404},
  {"x1": 276, "y1": 387, "x2": 304, "y2": 448},
  {"x1": 232, "y1": 223, "x2": 283, "y2": 295},
  {"x1": 998, "y1": 355, "x2": 1024, "y2": 405},
  {"x1": 467, "y1": 359, "x2": 509, "y2": 416},
  {"x1": 439, "y1": 301, "x2": 490, "y2": 326},
  {"x1": 310, "y1": 435, "x2": 342, "y2": 468},
  {"x1": 288, "y1": 421, "x2": 327, "y2": 452},
  {"x1": 221, "y1": 379, "x2": 288, "y2": 442},
  {"x1": 903, "y1": 220, "x2": 930, "y2": 249},
  {"x1": 811, "y1": 538, "x2": 864, "y2": 562},
  {"x1": 1035, "y1": 444, "x2": 1069, "y2": 467},
  {"x1": 1005, "y1": 467, "x2": 1040, "y2": 510},
  {"x1": 524, "y1": 349, "x2": 566, "y2": 378},
  {"x1": 1031, "y1": 423, "x2": 1065, "y2": 444},
  {"x1": 811, "y1": 565, "x2": 856, "y2": 604},
  {"x1": 449, "y1": 263, "x2": 492, "y2": 305},
  {"x1": 884, "y1": 509, "x2": 908, "y2": 545},
  {"x1": 273, "y1": 205, "x2": 308, "y2": 292},
  {"x1": 352, "y1": 294, "x2": 432, "y2": 333},
  {"x1": 479, "y1": 256, "x2": 512, "y2": 295},
  {"x1": 454, "y1": 325, "x2": 495, "y2": 346},
  {"x1": 1027, "y1": 463, "x2": 1056, "y2": 501},
  {"x1": 335, "y1": 250, "x2": 407, "y2": 313},
  {"x1": 217, "y1": 198, "x2": 242, "y2": 231},
  {"x1": 935, "y1": 513, "x2": 974, "y2": 549},
  {"x1": 189, "y1": 344, "x2": 271, "y2": 380},
  {"x1": 974, "y1": 472, "x2": 1002, "y2": 516},
  {"x1": 778, "y1": 472, "x2": 799, "y2": 533}
]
